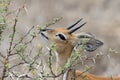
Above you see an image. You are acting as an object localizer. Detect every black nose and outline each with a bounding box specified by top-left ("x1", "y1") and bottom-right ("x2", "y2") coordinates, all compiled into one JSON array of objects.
[{"x1": 41, "y1": 29, "x2": 47, "y2": 31}]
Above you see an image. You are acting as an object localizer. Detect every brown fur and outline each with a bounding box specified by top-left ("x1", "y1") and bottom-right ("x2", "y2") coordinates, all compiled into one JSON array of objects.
[{"x1": 68, "y1": 69, "x2": 120, "y2": 80}]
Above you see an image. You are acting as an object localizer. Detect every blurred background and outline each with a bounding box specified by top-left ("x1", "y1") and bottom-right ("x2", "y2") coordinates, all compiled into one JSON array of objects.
[{"x1": 1, "y1": 0, "x2": 120, "y2": 78}]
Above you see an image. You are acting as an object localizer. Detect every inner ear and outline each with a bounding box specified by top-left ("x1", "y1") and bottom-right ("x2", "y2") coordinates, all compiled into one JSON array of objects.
[{"x1": 84, "y1": 39, "x2": 103, "y2": 52}]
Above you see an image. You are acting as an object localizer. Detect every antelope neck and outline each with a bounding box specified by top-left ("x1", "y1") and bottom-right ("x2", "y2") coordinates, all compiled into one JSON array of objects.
[{"x1": 56, "y1": 43, "x2": 74, "y2": 68}]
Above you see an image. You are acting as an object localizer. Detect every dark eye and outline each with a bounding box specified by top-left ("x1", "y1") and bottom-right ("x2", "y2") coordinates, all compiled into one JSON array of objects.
[{"x1": 56, "y1": 33, "x2": 67, "y2": 40}]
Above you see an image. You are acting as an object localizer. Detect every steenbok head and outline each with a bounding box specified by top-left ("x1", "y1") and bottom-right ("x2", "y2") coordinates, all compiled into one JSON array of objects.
[{"x1": 41, "y1": 18, "x2": 103, "y2": 53}]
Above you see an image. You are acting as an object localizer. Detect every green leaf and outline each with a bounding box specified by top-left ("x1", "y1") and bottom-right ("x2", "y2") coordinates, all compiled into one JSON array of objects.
[
  {"x1": 45, "y1": 17, "x2": 63, "y2": 27},
  {"x1": 109, "y1": 48, "x2": 118, "y2": 54},
  {"x1": 84, "y1": 65, "x2": 89, "y2": 71},
  {"x1": 34, "y1": 78, "x2": 41, "y2": 80},
  {"x1": 30, "y1": 32, "x2": 36, "y2": 38},
  {"x1": 50, "y1": 43, "x2": 56, "y2": 51}
]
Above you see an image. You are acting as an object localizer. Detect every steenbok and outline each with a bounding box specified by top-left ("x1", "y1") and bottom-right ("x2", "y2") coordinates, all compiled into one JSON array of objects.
[{"x1": 41, "y1": 18, "x2": 120, "y2": 80}]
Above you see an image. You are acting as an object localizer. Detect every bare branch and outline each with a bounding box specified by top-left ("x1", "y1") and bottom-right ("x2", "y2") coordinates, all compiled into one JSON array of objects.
[
  {"x1": 2, "y1": 1, "x2": 27, "y2": 80},
  {"x1": 0, "y1": 52, "x2": 5, "y2": 59},
  {"x1": 12, "y1": 26, "x2": 35, "y2": 50}
]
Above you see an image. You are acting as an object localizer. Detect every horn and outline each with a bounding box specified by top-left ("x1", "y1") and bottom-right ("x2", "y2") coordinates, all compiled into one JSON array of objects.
[
  {"x1": 67, "y1": 18, "x2": 83, "y2": 30},
  {"x1": 41, "y1": 28, "x2": 52, "y2": 31},
  {"x1": 68, "y1": 22, "x2": 87, "y2": 34}
]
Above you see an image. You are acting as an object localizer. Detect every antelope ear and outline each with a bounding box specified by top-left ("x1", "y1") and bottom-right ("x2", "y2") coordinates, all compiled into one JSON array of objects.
[
  {"x1": 84, "y1": 38, "x2": 103, "y2": 52},
  {"x1": 76, "y1": 33, "x2": 103, "y2": 52}
]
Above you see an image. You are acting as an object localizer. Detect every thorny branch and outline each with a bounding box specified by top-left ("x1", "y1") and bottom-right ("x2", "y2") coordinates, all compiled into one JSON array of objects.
[
  {"x1": 12, "y1": 26, "x2": 35, "y2": 51},
  {"x1": 48, "y1": 49, "x2": 56, "y2": 76},
  {"x1": 8, "y1": 2, "x2": 25, "y2": 54},
  {"x1": 0, "y1": 52, "x2": 5, "y2": 59},
  {"x1": 9, "y1": 71, "x2": 33, "y2": 79},
  {"x1": 1, "y1": 1, "x2": 26, "y2": 80}
]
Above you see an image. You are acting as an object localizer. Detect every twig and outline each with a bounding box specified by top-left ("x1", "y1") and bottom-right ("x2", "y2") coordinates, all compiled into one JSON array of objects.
[
  {"x1": 12, "y1": 26, "x2": 35, "y2": 50},
  {"x1": 8, "y1": 2, "x2": 25, "y2": 54},
  {"x1": 2, "y1": 2, "x2": 26, "y2": 80},
  {"x1": 80, "y1": 66, "x2": 93, "y2": 76},
  {"x1": 10, "y1": 71, "x2": 33, "y2": 79},
  {"x1": 0, "y1": 52, "x2": 5, "y2": 58},
  {"x1": 9, "y1": 62, "x2": 25, "y2": 70},
  {"x1": 48, "y1": 49, "x2": 56, "y2": 76}
]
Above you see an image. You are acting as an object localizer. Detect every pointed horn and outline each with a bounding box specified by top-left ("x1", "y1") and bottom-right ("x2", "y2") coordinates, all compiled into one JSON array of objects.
[
  {"x1": 41, "y1": 28, "x2": 52, "y2": 31},
  {"x1": 68, "y1": 22, "x2": 87, "y2": 34},
  {"x1": 67, "y1": 18, "x2": 83, "y2": 30}
]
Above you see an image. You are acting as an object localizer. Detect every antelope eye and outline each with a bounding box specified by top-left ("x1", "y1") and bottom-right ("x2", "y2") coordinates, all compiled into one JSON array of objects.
[{"x1": 56, "y1": 33, "x2": 67, "y2": 40}]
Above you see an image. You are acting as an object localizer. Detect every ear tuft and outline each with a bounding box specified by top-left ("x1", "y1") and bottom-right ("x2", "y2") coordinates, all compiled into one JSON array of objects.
[{"x1": 77, "y1": 32, "x2": 94, "y2": 38}]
